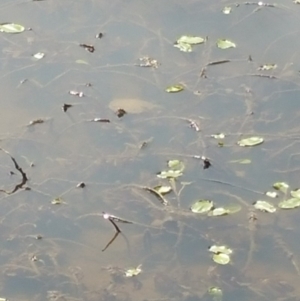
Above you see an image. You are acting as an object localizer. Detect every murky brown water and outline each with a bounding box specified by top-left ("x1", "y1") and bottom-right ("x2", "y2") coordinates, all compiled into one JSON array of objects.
[{"x1": 0, "y1": 1, "x2": 300, "y2": 301}]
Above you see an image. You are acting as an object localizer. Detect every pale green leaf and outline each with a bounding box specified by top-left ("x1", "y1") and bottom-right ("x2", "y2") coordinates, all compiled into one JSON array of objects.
[
  {"x1": 273, "y1": 182, "x2": 289, "y2": 193},
  {"x1": 212, "y1": 253, "x2": 230, "y2": 265},
  {"x1": 265, "y1": 191, "x2": 278, "y2": 198},
  {"x1": 177, "y1": 35, "x2": 205, "y2": 45},
  {"x1": 229, "y1": 159, "x2": 251, "y2": 164},
  {"x1": 153, "y1": 185, "x2": 172, "y2": 195},
  {"x1": 174, "y1": 42, "x2": 192, "y2": 52},
  {"x1": 0, "y1": 23, "x2": 25, "y2": 33},
  {"x1": 211, "y1": 133, "x2": 225, "y2": 139},
  {"x1": 124, "y1": 264, "x2": 142, "y2": 277},
  {"x1": 165, "y1": 84, "x2": 184, "y2": 93},
  {"x1": 253, "y1": 200, "x2": 276, "y2": 213},
  {"x1": 157, "y1": 169, "x2": 182, "y2": 179},
  {"x1": 278, "y1": 198, "x2": 300, "y2": 209},
  {"x1": 190, "y1": 199, "x2": 213, "y2": 213},
  {"x1": 258, "y1": 64, "x2": 277, "y2": 71},
  {"x1": 209, "y1": 245, "x2": 232, "y2": 255},
  {"x1": 168, "y1": 159, "x2": 184, "y2": 172},
  {"x1": 237, "y1": 136, "x2": 264, "y2": 147},
  {"x1": 217, "y1": 39, "x2": 236, "y2": 49},
  {"x1": 222, "y1": 6, "x2": 232, "y2": 14},
  {"x1": 290, "y1": 189, "x2": 300, "y2": 199}
]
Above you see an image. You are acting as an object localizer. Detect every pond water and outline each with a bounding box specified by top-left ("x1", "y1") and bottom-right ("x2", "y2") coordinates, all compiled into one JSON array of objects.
[{"x1": 0, "y1": 0, "x2": 300, "y2": 301}]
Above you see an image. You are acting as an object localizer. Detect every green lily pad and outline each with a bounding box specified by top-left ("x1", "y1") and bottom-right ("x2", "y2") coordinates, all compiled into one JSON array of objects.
[
  {"x1": 174, "y1": 42, "x2": 192, "y2": 52},
  {"x1": 273, "y1": 182, "x2": 289, "y2": 193},
  {"x1": 208, "y1": 286, "x2": 223, "y2": 301},
  {"x1": 153, "y1": 185, "x2": 172, "y2": 195},
  {"x1": 291, "y1": 189, "x2": 300, "y2": 198},
  {"x1": 209, "y1": 245, "x2": 232, "y2": 255},
  {"x1": 265, "y1": 191, "x2": 278, "y2": 198},
  {"x1": 258, "y1": 64, "x2": 277, "y2": 71},
  {"x1": 211, "y1": 133, "x2": 225, "y2": 139},
  {"x1": 229, "y1": 159, "x2": 251, "y2": 164},
  {"x1": 190, "y1": 199, "x2": 214, "y2": 213},
  {"x1": 168, "y1": 159, "x2": 185, "y2": 172},
  {"x1": 51, "y1": 197, "x2": 64, "y2": 205},
  {"x1": 217, "y1": 39, "x2": 236, "y2": 49},
  {"x1": 237, "y1": 136, "x2": 264, "y2": 147},
  {"x1": 212, "y1": 253, "x2": 230, "y2": 265},
  {"x1": 208, "y1": 207, "x2": 229, "y2": 216},
  {"x1": 177, "y1": 35, "x2": 205, "y2": 45},
  {"x1": 165, "y1": 84, "x2": 184, "y2": 93},
  {"x1": 124, "y1": 264, "x2": 142, "y2": 277},
  {"x1": 253, "y1": 200, "x2": 276, "y2": 213},
  {"x1": 0, "y1": 23, "x2": 25, "y2": 33},
  {"x1": 222, "y1": 6, "x2": 232, "y2": 14},
  {"x1": 157, "y1": 170, "x2": 182, "y2": 179},
  {"x1": 278, "y1": 198, "x2": 300, "y2": 209}
]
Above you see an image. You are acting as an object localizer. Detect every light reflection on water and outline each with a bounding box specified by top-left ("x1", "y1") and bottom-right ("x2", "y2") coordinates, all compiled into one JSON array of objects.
[{"x1": 0, "y1": 0, "x2": 300, "y2": 301}]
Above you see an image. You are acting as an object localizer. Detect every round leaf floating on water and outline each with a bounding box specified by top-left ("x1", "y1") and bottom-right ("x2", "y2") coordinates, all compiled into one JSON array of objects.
[
  {"x1": 273, "y1": 182, "x2": 289, "y2": 193},
  {"x1": 165, "y1": 84, "x2": 184, "y2": 93},
  {"x1": 124, "y1": 264, "x2": 142, "y2": 277},
  {"x1": 190, "y1": 199, "x2": 214, "y2": 214},
  {"x1": 174, "y1": 42, "x2": 192, "y2": 52},
  {"x1": 217, "y1": 39, "x2": 236, "y2": 49},
  {"x1": 208, "y1": 207, "x2": 229, "y2": 216},
  {"x1": 278, "y1": 198, "x2": 300, "y2": 209},
  {"x1": 290, "y1": 189, "x2": 300, "y2": 199},
  {"x1": 222, "y1": 6, "x2": 232, "y2": 14},
  {"x1": 212, "y1": 253, "x2": 230, "y2": 265},
  {"x1": 208, "y1": 286, "x2": 223, "y2": 301},
  {"x1": 157, "y1": 169, "x2": 182, "y2": 179},
  {"x1": 0, "y1": 23, "x2": 25, "y2": 33},
  {"x1": 258, "y1": 64, "x2": 277, "y2": 71},
  {"x1": 153, "y1": 185, "x2": 172, "y2": 195},
  {"x1": 177, "y1": 35, "x2": 205, "y2": 45},
  {"x1": 209, "y1": 245, "x2": 232, "y2": 255},
  {"x1": 265, "y1": 191, "x2": 278, "y2": 198},
  {"x1": 168, "y1": 159, "x2": 185, "y2": 172},
  {"x1": 237, "y1": 137, "x2": 264, "y2": 147},
  {"x1": 253, "y1": 200, "x2": 276, "y2": 213}
]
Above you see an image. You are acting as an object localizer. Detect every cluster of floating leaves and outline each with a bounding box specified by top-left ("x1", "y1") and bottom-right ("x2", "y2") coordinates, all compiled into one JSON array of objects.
[
  {"x1": 209, "y1": 245, "x2": 233, "y2": 265},
  {"x1": 157, "y1": 159, "x2": 185, "y2": 179}
]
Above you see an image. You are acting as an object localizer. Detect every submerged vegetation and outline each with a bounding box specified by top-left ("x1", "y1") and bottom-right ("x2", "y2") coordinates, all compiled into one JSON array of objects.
[{"x1": 0, "y1": 0, "x2": 300, "y2": 301}]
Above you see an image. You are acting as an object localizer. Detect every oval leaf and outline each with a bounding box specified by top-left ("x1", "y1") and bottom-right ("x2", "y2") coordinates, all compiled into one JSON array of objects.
[
  {"x1": 217, "y1": 39, "x2": 236, "y2": 49},
  {"x1": 278, "y1": 198, "x2": 300, "y2": 209},
  {"x1": 237, "y1": 136, "x2": 264, "y2": 147},
  {"x1": 273, "y1": 182, "x2": 289, "y2": 193},
  {"x1": 190, "y1": 199, "x2": 213, "y2": 213},
  {"x1": 165, "y1": 84, "x2": 184, "y2": 93},
  {"x1": 212, "y1": 253, "x2": 230, "y2": 265},
  {"x1": 209, "y1": 245, "x2": 232, "y2": 255},
  {"x1": 253, "y1": 200, "x2": 276, "y2": 213},
  {"x1": 177, "y1": 35, "x2": 205, "y2": 45},
  {"x1": 0, "y1": 23, "x2": 25, "y2": 33},
  {"x1": 290, "y1": 189, "x2": 300, "y2": 199}
]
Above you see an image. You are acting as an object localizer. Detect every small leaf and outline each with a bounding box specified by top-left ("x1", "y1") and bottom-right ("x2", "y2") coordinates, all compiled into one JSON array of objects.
[
  {"x1": 165, "y1": 84, "x2": 184, "y2": 93},
  {"x1": 153, "y1": 185, "x2": 172, "y2": 195},
  {"x1": 237, "y1": 136, "x2": 264, "y2": 147},
  {"x1": 273, "y1": 182, "x2": 289, "y2": 193},
  {"x1": 51, "y1": 197, "x2": 64, "y2": 205},
  {"x1": 217, "y1": 39, "x2": 236, "y2": 49},
  {"x1": 222, "y1": 6, "x2": 232, "y2": 14},
  {"x1": 209, "y1": 245, "x2": 232, "y2": 255},
  {"x1": 211, "y1": 133, "x2": 225, "y2": 139},
  {"x1": 253, "y1": 200, "x2": 276, "y2": 213},
  {"x1": 0, "y1": 23, "x2": 25, "y2": 33},
  {"x1": 157, "y1": 170, "x2": 182, "y2": 179},
  {"x1": 33, "y1": 52, "x2": 45, "y2": 60},
  {"x1": 168, "y1": 159, "x2": 184, "y2": 172},
  {"x1": 190, "y1": 199, "x2": 214, "y2": 213},
  {"x1": 208, "y1": 287, "x2": 223, "y2": 301},
  {"x1": 278, "y1": 198, "x2": 300, "y2": 209},
  {"x1": 229, "y1": 159, "x2": 251, "y2": 164},
  {"x1": 258, "y1": 64, "x2": 277, "y2": 71},
  {"x1": 265, "y1": 191, "x2": 278, "y2": 198},
  {"x1": 208, "y1": 207, "x2": 229, "y2": 216},
  {"x1": 212, "y1": 253, "x2": 230, "y2": 265},
  {"x1": 177, "y1": 35, "x2": 205, "y2": 45},
  {"x1": 290, "y1": 189, "x2": 300, "y2": 199},
  {"x1": 174, "y1": 42, "x2": 192, "y2": 52},
  {"x1": 124, "y1": 264, "x2": 142, "y2": 277}
]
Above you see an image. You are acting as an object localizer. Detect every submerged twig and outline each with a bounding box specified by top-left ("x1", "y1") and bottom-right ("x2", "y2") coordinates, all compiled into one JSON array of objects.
[{"x1": 0, "y1": 148, "x2": 28, "y2": 194}]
